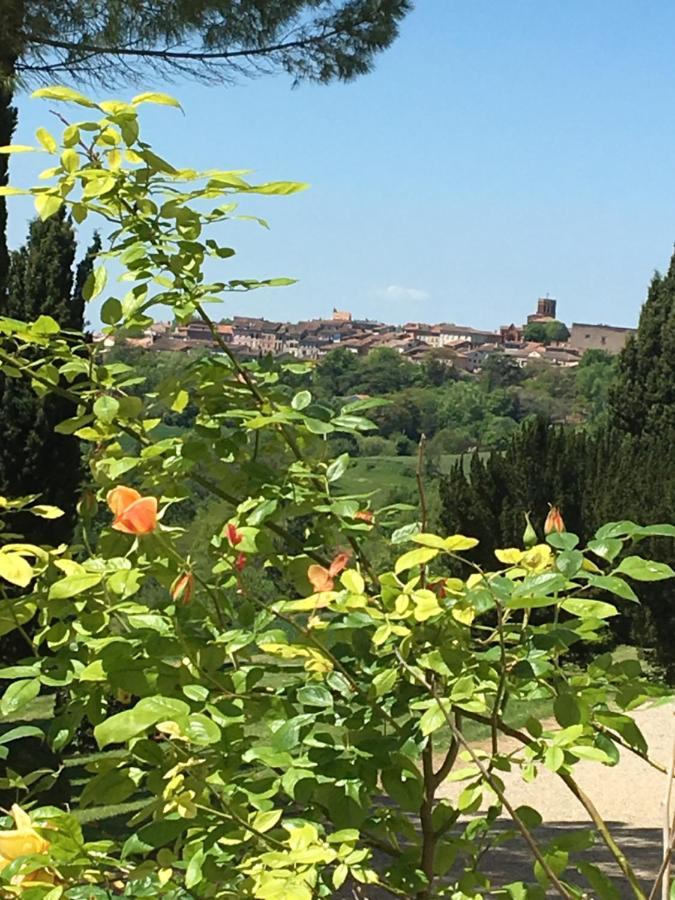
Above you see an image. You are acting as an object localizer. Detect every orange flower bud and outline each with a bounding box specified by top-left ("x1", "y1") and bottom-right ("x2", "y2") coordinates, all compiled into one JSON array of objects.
[
  {"x1": 77, "y1": 489, "x2": 98, "y2": 519},
  {"x1": 354, "y1": 509, "x2": 374, "y2": 524},
  {"x1": 106, "y1": 486, "x2": 158, "y2": 535},
  {"x1": 544, "y1": 505, "x2": 565, "y2": 535},
  {"x1": 225, "y1": 522, "x2": 243, "y2": 546},
  {"x1": 170, "y1": 571, "x2": 195, "y2": 605}
]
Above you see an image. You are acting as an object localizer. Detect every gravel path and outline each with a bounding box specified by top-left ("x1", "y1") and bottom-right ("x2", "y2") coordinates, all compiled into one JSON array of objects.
[
  {"x1": 438, "y1": 699, "x2": 675, "y2": 828},
  {"x1": 435, "y1": 699, "x2": 675, "y2": 896},
  {"x1": 339, "y1": 701, "x2": 674, "y2": 897}
]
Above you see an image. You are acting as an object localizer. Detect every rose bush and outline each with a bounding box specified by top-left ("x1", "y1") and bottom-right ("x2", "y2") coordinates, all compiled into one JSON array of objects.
[{"x1": 0, "y1": 87, "x2": 673, "y2": 899}]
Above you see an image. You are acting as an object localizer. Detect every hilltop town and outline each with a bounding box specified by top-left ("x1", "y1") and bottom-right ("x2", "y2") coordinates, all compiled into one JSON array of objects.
[{"x1": 100, "y1": 297, "x2": 636, "y2": 373}]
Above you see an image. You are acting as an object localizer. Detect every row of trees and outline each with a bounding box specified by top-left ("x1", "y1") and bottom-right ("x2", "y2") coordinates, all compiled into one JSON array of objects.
[
  {"x1": 312, "y1": 344, "x2": 616, "y2": 455},
  {"x1": 441, "y1": 257, "x2": 675, "y2": 672}
]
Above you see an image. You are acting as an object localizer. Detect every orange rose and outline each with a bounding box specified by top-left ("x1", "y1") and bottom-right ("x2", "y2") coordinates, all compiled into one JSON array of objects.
[
  {"x1": 107, "y1": 486, "x2": 158, "y2": 535},
  {"x1": 307, "y1": 552, "x2": 351, "y2": 593}
]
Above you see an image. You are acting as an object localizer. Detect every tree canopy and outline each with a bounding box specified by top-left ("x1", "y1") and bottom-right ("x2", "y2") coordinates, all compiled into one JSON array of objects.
[{"x1": 5, "y1": 0, "x2": 412, "y2": 85}]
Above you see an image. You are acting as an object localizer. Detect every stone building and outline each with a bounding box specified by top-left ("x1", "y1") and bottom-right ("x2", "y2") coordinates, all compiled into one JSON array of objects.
[{"x1": 568, "y1": 322, "x2": 635, "y2": 355}]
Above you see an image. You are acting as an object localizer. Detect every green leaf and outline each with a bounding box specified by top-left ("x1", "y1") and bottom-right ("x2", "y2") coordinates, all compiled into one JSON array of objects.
[
  {"x1": 561, "y1": 598, "x2": 617, "y2": 619},
  {"x1": 395, "y1": 546, "x2": 438, "y2": 575},
  {"x1": 443, "y1": 534, "x2": 479, "y2": 552},
  {"x1": 251, "y1": 809, "x2": 283, "y2": 834},
  {"x1": 35, "y1": 127, "x2": 57, "y2": 153},
  {"x1": 297, "y1": 684, "x2": 333, "y2": 708},
  {"x1": 305, "y1": 417, "x2": 334, "y2": 435},
  {"x1": 83, "y1": 266, "x2": 107, "y2": 301},
  {"x1": 49, "y1": 572, "x2": 102, "y2": 600},
  {"x1": 100, "y1": 297, "x2": 123, "y2": 325},
  {"x1": 80, "y1": 769, "x2": 137, "y2": 808},
  {"x1": 419, "y1": 703, "x2": 447, "y2": 736},
  {"x1": 0, "y1": 186, "x2": 28, "y2": 196},
  {"x1": 412, "y1": 533, "x2": 448, "y2": 550},
  {"x1": 0, "y1": 551, "x2": 34, "y2": 587},
  {"x1": 546, "y1": 532, "x2": 579, "y2": 550},
  {"x1": 544, "y1": 745, "x2": 565, "y2": 772},
  {"x1": 184, "y1": 714, "x2": 222, "y2": 746},
  {"x1": 0, "y1": 145, "x2": 36, "y2": 154},
  {"x1": 635, "y1": 523, "x2": 675, "y2": 539},
  {"x1": 515, "y1": 805, "x2": 543, "y2": 829},
  {"x1": 249, "y1": 180, "x2": 308, "y2": 195},
  {"x1": 30, "y1": 504, "x2": 64, "y2": 519},
  {"x1": 94, "y1": 696, "x2": 190, "y2": 748},
  {"x1": 587, "y1": 538, "x2": 622, "y2": 562},
  {"x1": 0, "y1": 725, "x2": 43, "y2": 746},
  {"x1": 291, "y1": 390, "x2": 312, "y2": 410},
  {"x1": 93, "y1": 395, "x2": 119, "y2": 424},
  {"x1": 326, "y1": 453, "x2": 349, "y2": 483},
  {"x1": 185, "y1": 849, "x2": 205, "y2": 890},
  {"x1": 0, "y1": 598, "x2": 36, "y2": 638},
  {"x1": 1, "y1": 679, "x2": 40, "y2": 716},
  {"x1": 555, "y1": 549, "x2": 583, "y2": 578},
  {"x1": 34, "y1": 194, "x2": 63, "y2": 220},
  {"x1": 32, "y1": 86, "x2": 98, "y2": 107},
  {"x1": 132, "y1": 92, "x2": 182, "y2": 109},
  {"x1": 567, "y1": 745, "x2": 612, "y2": 763},
  {"x1": 586, "y1": 574, "x2": 639, "y2": 602},
  {"x1": 554, "y1": 693, "x2": 582, "y2": 727},
  {"x1": 371, "y1": 668, "x2": 398, "y2": 698},
  {"x1": 171, "y1": 390, "x2": 189, "y2": 413},
  {"x1": 341, "y1": 570, "x2": 365, "y2": 595},
  {"x1": 595, "y1": 520, "x2": 640, "y2": 540},
  {"x1": 615, "y1": 556, "x2": 674, "y2": 582}
]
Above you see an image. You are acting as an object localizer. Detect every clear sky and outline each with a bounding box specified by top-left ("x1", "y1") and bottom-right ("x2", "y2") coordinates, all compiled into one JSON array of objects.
[{"x1": 8, "y1": 0, "x2": 675, "y2": 329}]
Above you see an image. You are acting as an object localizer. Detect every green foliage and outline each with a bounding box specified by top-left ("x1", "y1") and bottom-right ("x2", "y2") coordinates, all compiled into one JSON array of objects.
[
  {"x1": 609, "y1": 258, "x2": 675, "y2": 436},
  {"x1": 523, "y1": 320, "x2": 570, "y2": 344},
  {"x1": 0, "y1": 209, "x2": 89, "y2": 546},
  {"x1": 0, "y1": 89, "x2": 671, "y2": 900},
  {"x1": 10, "y1": 1, "x2": 412, "y2": 86}
]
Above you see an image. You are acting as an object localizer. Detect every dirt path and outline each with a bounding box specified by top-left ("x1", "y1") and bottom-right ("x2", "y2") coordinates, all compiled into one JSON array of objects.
[{"x1": 438, "y1": 700, "x2": 675, "y2": 827}]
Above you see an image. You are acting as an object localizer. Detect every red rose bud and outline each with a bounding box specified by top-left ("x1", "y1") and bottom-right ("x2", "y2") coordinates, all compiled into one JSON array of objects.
[
  {"x1": 544, "y1": 505, "x2": 565, "y2": 535},
  {"x1": 226, "y1": 522, "x2": 243, "y2": 546},
  {"x1": 235, "y1": 552, "x2": 247, "y2": 572},
  {"x1": 170, "y1": 571, "x2": 194, "y2": 605}
]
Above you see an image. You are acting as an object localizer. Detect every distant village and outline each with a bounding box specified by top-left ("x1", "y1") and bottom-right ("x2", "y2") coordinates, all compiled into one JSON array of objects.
[{"x1": 98, "y1": 297, "x2": 635, "y2": 373}]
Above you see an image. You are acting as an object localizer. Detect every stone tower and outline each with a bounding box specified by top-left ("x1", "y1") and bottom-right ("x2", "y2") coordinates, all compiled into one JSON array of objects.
[{"x1": 536, "y1": 296, "x2": 557, "y2": 319}]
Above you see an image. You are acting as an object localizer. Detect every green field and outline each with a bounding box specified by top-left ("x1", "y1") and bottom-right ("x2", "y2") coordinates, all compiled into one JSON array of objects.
[{"x1": 340, "y1": 452, "x2": 481, "y2": 505}]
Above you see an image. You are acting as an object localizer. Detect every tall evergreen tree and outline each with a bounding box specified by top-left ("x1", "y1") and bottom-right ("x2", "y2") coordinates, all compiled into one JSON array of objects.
[
  {"x1": 0, "y1": 211, "x2": 95, "y2": 543},
  {"x1": 609, "y1": 255, "x2": 675, "y2": 435},
  {"x1": 441, "y1": 245, "x2": 675, "y2": 674}
]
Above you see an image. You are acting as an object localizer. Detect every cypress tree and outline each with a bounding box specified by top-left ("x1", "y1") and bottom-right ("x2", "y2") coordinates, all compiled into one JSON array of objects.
[
  {"x1": 609, "y1": 255, "x2": 675, "y2": 435},
  {"x1": 0, "y1": 211, "x2": 93, "y2": 544}
]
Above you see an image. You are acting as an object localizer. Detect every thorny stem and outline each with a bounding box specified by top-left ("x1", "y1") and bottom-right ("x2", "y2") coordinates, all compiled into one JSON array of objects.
[{"x1": 395, "y1": 649, "x2": 575, "y2": 900}]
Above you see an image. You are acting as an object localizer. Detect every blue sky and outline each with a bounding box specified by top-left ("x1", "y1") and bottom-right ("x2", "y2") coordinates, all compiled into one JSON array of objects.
[{"x1": 8, "y1": 0, "x2": 675, "y2": 329}]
